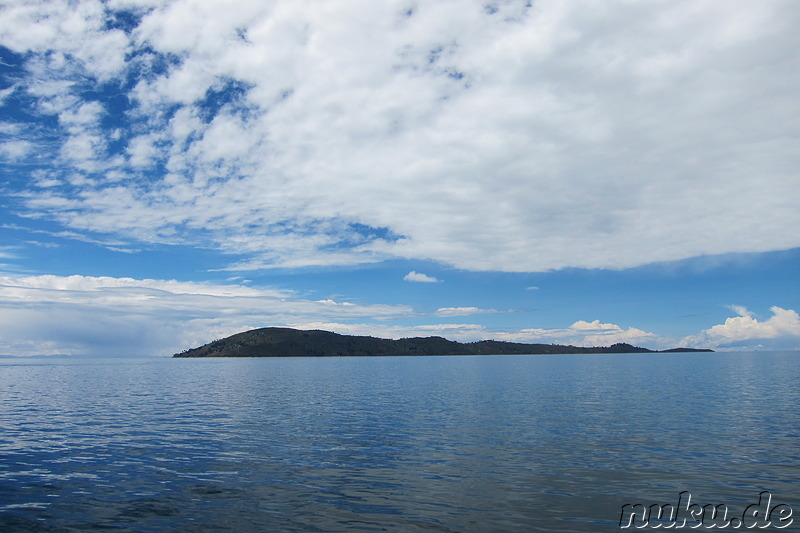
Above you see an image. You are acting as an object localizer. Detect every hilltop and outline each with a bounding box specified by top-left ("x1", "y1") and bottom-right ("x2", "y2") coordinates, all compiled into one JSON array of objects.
[{"x1": 173, "y1": 327, "x2": 713, "y2": 357}]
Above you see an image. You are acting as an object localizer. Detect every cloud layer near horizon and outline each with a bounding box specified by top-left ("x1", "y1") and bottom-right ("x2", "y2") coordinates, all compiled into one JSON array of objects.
[
  {"x1": 0, "y1": 274, "x2": 797, "y2": 356},
  {"x1": 1, "y1": 1, "x2": 799, "y2": 272},
  {"x1": 0, "y1": 274, "x2": 412, "y2": 356},
  {"x1": 683, "y1": 306, "x2": 800, "y2": 351}
]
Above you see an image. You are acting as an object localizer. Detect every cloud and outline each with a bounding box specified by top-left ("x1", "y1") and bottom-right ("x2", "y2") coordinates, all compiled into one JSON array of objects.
[
  {"x1": 0, "y1": 274, "x2": 413, "y2": 356},
  {"x1": 435, "y1": 306, "x2": 497, "y2": 317},
  {"x1": 404, "y1": 271, "x2": 440, "y2": 283},
  {"x1": 286, "y1": 322, "x2": 489, "y2": 343},
  {"x1": 278, "y1": 319, "x2": 661, "y2": 348},
  {"x1": 0, "y1": 0, "x2": 129, "y2": 80},
  {"x1": 2, "y1": 272, "x2": 793, "y2": 355},
  {"x1": 3, "y1": 223, "x2": 134, "y2": 251},
  {"x1": 0, "y1": 85, "x2": 17, "y2": 105},
  {"x1": 0, "y1": 140, "x2": 33, "y2": 160},
  {"x1": 0, "y1": 273, "x2": 663, "y2": 356},
  {"x1": 728, "y1": 304, "x2": 752, "y2": 318},
  {"x1": 494, "y1": 320, "x2": 658, "y2": 348},
  {"x1": 683, "y1": 306, "x2": 800, "y2": 350},
  {"x1": 0, "y1": 248, "x2": 18, "y2": 260},
  {"x1": 1, "y1": 1, "x2": 799, "y2": 272},
  {"x1": 293, "y1": 318, "x2": 664, "y2": 348}
]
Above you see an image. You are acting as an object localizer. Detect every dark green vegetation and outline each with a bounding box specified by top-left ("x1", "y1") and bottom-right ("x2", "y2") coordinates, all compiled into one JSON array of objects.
[{"x1": 173, "y1": 327, "x2": 713, "y2": 357}]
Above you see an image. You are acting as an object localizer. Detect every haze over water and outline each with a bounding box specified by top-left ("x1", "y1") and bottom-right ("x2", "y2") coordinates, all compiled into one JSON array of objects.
[{"x1": 1, "y1": 351, "x2": 798, "y2": 531}]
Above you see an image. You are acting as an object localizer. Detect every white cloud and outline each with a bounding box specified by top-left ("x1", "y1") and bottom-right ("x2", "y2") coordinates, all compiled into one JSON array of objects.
[
  {"x1": 286, "y1": 319, "x2": 660, "y2": 348},
  {"x1": 0, "y1": 85, "x2": 17, "y2": 105},
  {"x1": 0, "y1": 272, "x2": 662, "y2": 356},
  {"x1": 0, "y1": 141, "x2": 33, "y2": 161},
  {"x1": 0, "y1": 0, "x2": 129, "y2": 79},
  {"x1": 59, "y1": 101, "x2": 105, "y2": 128},
  {"x1": 3, "y1": 223, "x2": 132, "y2": 250},
  {"x1": 435, "y1": 306, "x2": 497, "y2": 317},
  {"x1": 285, "y1": 322, "x2": 491, "y2": 343},
  {"x1": 126, "y1": 134, "x2": 158, "y2": 168},
  {"x1": 494, "y1": 320, "x2": 658, "y2": 348},
  {"x1": 2, "y1": 272, "x2": 793, "y2": 355},
  {"x1": 683, "y1": 306, "x2": 800, "y2": 350},
  {"x1": 1, "y1": 1, "x2": 799, "y2": 272},
  {"x1": 728, "y1": 304, "x2": 752, "y2": 318},
  {"x1": 0, "y1": 248, "x2": 18, "y2": 260},
  {"x1": 0, "y1": 274, "x2": 413, "y2": 356},
  {"x1": 290, "y1": 318, "x2": 664, "y2": 349},
  {"x1": 404, "y1": 271, "x2": 440, "y2": 283}
]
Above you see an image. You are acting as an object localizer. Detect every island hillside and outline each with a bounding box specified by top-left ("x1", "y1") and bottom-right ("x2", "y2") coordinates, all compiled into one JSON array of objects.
[{"x1": 173, "y1": 327, "x2": 713, "y2": 357}]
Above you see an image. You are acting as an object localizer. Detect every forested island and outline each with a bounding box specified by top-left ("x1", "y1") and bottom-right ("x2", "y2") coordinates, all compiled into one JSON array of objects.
[{"x1": 173, "y1": 327, "x2": 712, "y2": 357}]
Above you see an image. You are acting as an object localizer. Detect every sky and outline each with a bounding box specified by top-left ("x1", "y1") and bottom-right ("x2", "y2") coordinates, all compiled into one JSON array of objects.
[{"x1": 0, "y1": 0, "x2": 798, "y2": 356}]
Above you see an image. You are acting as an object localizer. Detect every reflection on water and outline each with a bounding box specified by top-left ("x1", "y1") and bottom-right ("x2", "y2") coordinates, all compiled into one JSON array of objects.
[{"x1": 1, "y1": 352, "x2": 798, "y2": 531}]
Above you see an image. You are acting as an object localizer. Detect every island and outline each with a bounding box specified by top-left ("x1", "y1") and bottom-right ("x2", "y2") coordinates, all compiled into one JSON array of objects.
[{"x1": 173, "y1": 327, "x2": 713, "y2": 357}]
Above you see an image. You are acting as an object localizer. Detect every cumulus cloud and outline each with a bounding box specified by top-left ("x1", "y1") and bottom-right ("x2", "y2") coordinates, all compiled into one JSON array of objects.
[
  {"x1": 683, "y1": 306, "x2": 800, "y2": 350},
  {"x1": 1, "y1": 1, "x2": 799, "y2": 272},
  {"x1": 404, "y1": 271, "x2": 440, "y2": 283}
]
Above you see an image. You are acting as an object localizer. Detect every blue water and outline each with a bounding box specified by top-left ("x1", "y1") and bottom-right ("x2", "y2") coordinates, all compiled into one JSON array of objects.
[{"x1": 1, "y1": 351, "x2": 798, "y2": 532}]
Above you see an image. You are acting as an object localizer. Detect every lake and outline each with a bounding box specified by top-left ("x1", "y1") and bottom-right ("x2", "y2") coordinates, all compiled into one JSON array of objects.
[{"x1": 1, "y1": 351, "x2": 798, "y2": 531}]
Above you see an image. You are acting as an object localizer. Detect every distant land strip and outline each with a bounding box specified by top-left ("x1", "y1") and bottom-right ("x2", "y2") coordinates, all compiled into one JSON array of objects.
[{"x1": 173, "y1": 327, "x2": 713, "y2": 357}]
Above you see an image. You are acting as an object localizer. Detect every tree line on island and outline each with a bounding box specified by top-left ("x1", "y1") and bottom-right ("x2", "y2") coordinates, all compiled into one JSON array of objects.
[{"x1": 173, "y1": 327, "x2": 712, "y2": 357}]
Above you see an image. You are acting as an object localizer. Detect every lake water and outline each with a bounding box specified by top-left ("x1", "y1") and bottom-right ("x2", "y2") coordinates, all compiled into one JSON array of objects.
[{"x1": 1, "y1": 351, "x2": 798, "y2": 532}]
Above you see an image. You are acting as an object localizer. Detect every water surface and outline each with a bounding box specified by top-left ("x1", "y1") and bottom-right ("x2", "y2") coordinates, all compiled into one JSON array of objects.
[{"x1": 1, "y1": 351, "x2": 798, "y2": 531}]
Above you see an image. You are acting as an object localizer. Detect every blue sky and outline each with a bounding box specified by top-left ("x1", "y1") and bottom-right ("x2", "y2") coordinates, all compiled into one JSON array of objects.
[{"x1": 0, "y1": 0, "x2": 798, "y2": 356}]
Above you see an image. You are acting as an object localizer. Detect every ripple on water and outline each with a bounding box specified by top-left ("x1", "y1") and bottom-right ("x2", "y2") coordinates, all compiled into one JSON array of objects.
[{"x1": 0, "y1": 352, "x2": 798, "y2": 532}]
